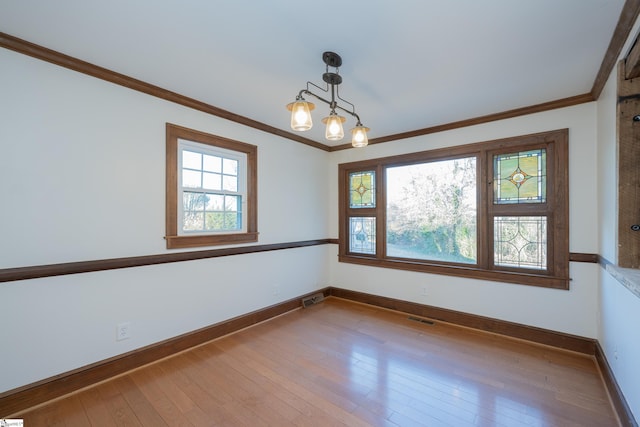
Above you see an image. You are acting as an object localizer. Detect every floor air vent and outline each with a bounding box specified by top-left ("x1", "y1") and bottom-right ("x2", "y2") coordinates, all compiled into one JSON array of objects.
[
  {"x1": 302, "y1": 293, "x2": 325, "y2": 308},
  {"x1": 408, "y1": 316, "x2": 435, "y2": 326}
]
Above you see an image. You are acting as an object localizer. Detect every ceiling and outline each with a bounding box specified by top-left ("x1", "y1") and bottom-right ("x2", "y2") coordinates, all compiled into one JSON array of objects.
[{"x1": 0, "y1": 0, "x2": 628, "y2": 147}]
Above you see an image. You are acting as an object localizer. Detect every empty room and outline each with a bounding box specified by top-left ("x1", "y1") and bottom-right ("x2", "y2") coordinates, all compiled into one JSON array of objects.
[{"x1": 1, "y1": 1, "x2": 639, "y2": 426}]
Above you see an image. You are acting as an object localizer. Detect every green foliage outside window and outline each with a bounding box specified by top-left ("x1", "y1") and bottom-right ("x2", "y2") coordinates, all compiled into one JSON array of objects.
[{"x1": 386, "y1": 158, "x2": 477, "y2": 264}]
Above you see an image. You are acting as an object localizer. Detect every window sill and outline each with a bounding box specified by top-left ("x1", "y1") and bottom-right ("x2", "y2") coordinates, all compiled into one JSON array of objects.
[
  {"x1": 166, "y1": 232, "x2": 259, "y2": 249},
  {"x1": 338, "y1": 255, "x2": 570, "y2": 290}
]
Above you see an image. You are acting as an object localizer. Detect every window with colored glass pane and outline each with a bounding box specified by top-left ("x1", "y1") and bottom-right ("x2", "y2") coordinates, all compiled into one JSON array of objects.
[
  {"x1": 349, "y1": 171, "x2": 375, "y2": 208},
  {"x1": 349, "y1": 217, "x2": 376, "y2": 254},
  {"x1": 494, "y1": 149, "x2": 546, "y2": 204},
  {"x1": 494, "y1": 216, "x2": 547, "y2": 270}
]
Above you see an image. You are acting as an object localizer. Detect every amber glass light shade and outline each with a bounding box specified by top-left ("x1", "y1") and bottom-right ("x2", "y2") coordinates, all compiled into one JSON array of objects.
[
  {"x1": 351, "y1": 124, "x2": 370, "y2": 147},
  {"x1": 286, "y1": 100, "x2": 315, "y2": 131},
  {"x1": 322, "y1": 113, "x2": 346, "y2": 141}
]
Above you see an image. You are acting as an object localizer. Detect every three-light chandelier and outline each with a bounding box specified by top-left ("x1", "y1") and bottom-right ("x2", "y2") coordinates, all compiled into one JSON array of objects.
[{"x1": 286, "y1": 51, "x2": 369, "y2": 147}]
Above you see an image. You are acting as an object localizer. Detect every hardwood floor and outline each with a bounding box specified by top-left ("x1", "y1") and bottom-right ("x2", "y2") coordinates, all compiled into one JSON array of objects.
[{"x1": 14, "y1": 298, "x2": 618, "y2": 426}]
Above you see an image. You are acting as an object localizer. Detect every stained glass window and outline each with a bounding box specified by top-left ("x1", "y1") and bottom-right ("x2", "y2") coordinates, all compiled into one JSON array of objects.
[
  {"x1": 339, "y1": 129, "x2": 568, "y2": 288},
  {"x1": 350, "y1": 217, "x2": 376, "y2": 254},
  {"x1": 350, "y1": 171, "x2": 375, "y2": 208},
  {"x1": 494, "y1": 149, "x2": 546, "y2": 204},
  {"x1": 494, "y1": 216, "x2": 547, "y2": 270}
]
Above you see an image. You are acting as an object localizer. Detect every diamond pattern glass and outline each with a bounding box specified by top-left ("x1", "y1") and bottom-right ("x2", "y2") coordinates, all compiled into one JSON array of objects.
[
  {"x1": 350, "y1": 171, "x2": 375, "y2": 208},
  {"x1": 494, "y1": 149, "x2": 546, "y2": 204},
  {"x1": 494, "y1": 216, "x2": 547, "y2": 270},
  {"x1": 350, "y1": 217, "x2": 376, "y2": 254}
]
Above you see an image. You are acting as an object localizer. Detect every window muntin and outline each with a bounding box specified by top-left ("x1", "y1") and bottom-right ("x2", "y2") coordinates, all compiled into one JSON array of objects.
[
  {"x1": 386, "y1": 158, "x2": 477, "y2": 264},
  {"x1": 178, "y1": 140, "x2": 246, "y2": 234},
  {"x1": 338, "y1": 129, "x2": 569, "y2": 289},
  {"x1": 349, "y1": 217, "x2": 376, "y2": 254},
  {"x1": 349, "y1": 171, "x2": 376, "y2": 208},
  {"x1": 493, "y1": 216, "x2": 547, "y2": 270},
  {"x1": 489, "y1": 148, "x2": 549, "y2": 272},
  {"x1": 166, "y1": 123, "x2": 258, "y2": 249},
  {"x1": 493, "y1": 149, "x2": 547, "y2": 204}
]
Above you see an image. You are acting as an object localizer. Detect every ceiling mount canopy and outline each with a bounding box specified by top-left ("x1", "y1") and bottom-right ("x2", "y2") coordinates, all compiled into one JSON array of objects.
[{"x1": 286, "y1": 51, "x2": 369, "y2": 148}]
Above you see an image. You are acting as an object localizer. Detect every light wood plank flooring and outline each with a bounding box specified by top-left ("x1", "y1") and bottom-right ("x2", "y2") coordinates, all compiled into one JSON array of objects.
[{"x1": 15, "y1": 298, "x2": 618, "y2": 426}]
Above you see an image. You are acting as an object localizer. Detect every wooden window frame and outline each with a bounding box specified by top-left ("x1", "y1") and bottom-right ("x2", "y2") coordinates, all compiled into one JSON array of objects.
[
  {"x1": 166, "y1": 123, "x2": 258, "y2": 249},
  {"x1": 338, "y1": 129, "x2": 569, "y2": 289}
]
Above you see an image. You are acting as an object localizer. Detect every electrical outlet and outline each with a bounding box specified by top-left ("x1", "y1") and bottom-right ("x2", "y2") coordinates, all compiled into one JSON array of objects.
[
  {"x1": 273, "y1": 285, "x2": 281, "y2": 296},
  {"x1": 116, "y1": 322, "x2": 131, "y2": 341},
  {"x1": 421, "y1": 286, "x2": 428, "y2": 296}
]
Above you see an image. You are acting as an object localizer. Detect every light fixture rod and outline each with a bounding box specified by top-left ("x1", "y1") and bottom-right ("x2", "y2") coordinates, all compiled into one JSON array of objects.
[
  {"x1": 297, "y1": 88, "x2": 361, "y2": 123},
  {"x1": 288, "y1": 51, "x2": 369, "y2": 147}
]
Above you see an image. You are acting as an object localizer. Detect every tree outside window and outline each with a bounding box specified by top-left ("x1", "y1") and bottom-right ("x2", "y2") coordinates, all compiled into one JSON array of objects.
[
  {"x1": 338, "y1": 129, "x2": 569, "y2": 289},
  {"x1": 165, "y1": 123, "x2": 258, "y2": 249}
]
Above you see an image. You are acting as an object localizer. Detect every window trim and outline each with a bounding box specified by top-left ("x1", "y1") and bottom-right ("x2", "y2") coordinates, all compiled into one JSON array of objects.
[
  {"x1": 178, "y1": 139, "x2": 248, "y2": 235},
  {"x1": 166, "y1": 123, "x2": 258, "y2": 249},
  {"x1": 338, "y1": 129, "x2": 569, "y2": 289}
]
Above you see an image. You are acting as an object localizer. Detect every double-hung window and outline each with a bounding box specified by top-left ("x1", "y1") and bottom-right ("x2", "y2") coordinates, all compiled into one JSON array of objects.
[
  {"x1": 338, "y1": 129, "x2": 569, "y2": 289},
  {"x1": 166, "y1": 124, "x2": 258, "y2": 249}
]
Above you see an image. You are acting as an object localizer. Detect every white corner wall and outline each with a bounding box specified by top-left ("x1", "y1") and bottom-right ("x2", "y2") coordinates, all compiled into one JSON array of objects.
[
  {"x1": 328, "y1": 103, "x2": 600, "y2": 338},
  {"x1": 596, "y1": 16, "x2": 640, "y2": 420},
  {"x1": 0, "y1": 48, "x2": 331, "y2": 394},
  {"x1": 3, "y1": 32, "x2": 639, "y2": 421}
]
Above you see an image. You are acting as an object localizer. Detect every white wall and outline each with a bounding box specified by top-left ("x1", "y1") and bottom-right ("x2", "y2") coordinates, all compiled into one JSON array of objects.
[
  {"x1": 328, "y1": 103, "x2": 600, "y2": 338},
  {"x1": 3, "y1": 32, "x2": 639, "y2": 420},
  {"x1": 596, "y1": 17, "x2": 640, "y2": 420},
  {"x1": 0, "y1": 48, "x2": 331, "y2": 393}
]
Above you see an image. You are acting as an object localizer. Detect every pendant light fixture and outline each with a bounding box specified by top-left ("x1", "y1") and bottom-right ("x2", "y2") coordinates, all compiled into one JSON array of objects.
[
  {"x1": 322, "y1": 111, "x2": 345, "y2": 140},
  {"x1": 286, "y1": 51, "x2": 369, "y2": 147}
]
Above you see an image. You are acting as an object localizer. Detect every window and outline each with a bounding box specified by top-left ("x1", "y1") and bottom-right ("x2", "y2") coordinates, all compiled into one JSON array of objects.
[
  {"x1": 338, "y1": 129, "x2": 569, "y2": 289},
  {"x1": 166, "y1": 123, "x2": 258, "y2": 249}
]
